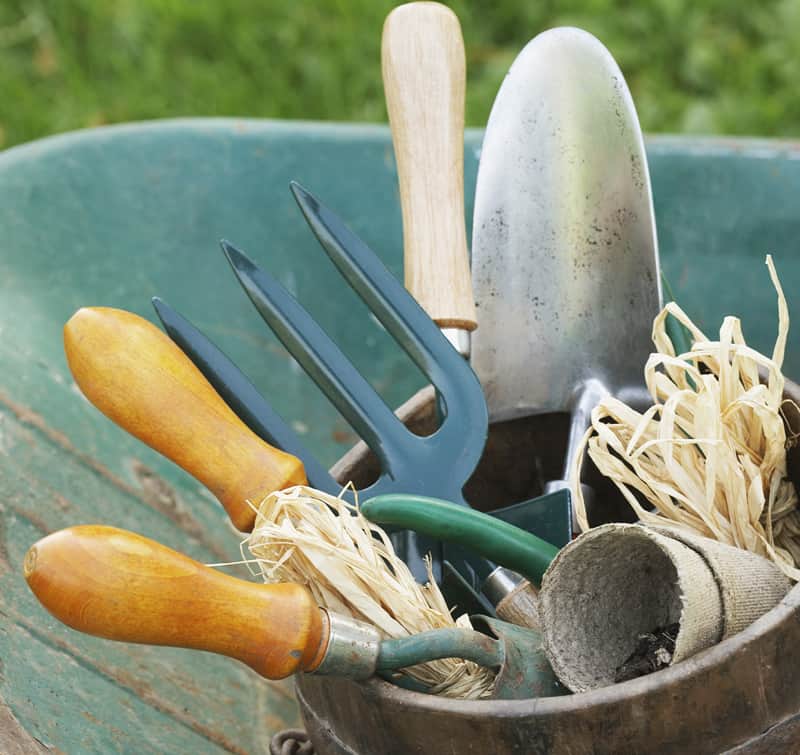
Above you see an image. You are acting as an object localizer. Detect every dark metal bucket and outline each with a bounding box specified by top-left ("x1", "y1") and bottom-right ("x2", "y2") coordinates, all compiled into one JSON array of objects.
[{"x1": 295, "y1": 382, "x2": 800, "y2": 755}]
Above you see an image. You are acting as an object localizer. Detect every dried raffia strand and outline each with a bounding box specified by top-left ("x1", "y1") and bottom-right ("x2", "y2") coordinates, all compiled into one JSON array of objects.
[
  {"x1": 571, "y1": 255, "x2": 800, "y2": 581},
  {"x1": 242, "y1": 485, "x2": 496, "y2": 699}
]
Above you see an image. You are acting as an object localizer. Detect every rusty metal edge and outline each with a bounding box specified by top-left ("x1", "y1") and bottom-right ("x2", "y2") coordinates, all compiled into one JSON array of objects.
[{"x1": 301, "y1": 379, "x2": 800, "y2": 753}]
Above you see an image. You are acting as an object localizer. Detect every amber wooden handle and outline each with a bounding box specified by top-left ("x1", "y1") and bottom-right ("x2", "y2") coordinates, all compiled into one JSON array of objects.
[
  {"x1": 382, "y1": 2, "x2": 476, "y2": 331},
  {"x1": 64, "y1": 307, "x2": 307, "y2": 531},
  {"x1": 24, "y1": 525, "x2": 328, "y2": 679}
]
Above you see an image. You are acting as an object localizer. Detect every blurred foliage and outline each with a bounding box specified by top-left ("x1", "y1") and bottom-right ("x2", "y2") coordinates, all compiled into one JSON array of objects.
[{"x1": 1, "y1": 0, "x2": 800, "y2": 149}]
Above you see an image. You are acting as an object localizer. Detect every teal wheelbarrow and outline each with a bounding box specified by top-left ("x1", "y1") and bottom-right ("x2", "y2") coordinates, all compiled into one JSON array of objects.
[{"x1": 2, "y1": 120, "x2": 800, "y2": 753}]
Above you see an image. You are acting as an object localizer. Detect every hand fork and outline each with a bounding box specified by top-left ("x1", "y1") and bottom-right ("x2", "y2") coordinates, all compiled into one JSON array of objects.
[{"x1": 156, "y1": 181, "x2": 488, "y2": 585}]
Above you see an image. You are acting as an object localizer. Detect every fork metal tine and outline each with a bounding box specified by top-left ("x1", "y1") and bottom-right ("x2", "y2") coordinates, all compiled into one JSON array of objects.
[
  {"x1": 152, "y1": 297, "x2": 341, "y2": 495},
  {"x1": 151, "y1": 299, "x2": 432, "y2": 522},
  {"x1": 290, "y1": 182, "x2": 457, "y2": 382},
  {"x1": 222, "y1": 241, "x2": 418, "y2": 474},
  {"x1": 220, "y1": 244, "x2": 445, "y2": 581},
  {"x1": 290, "y1": 181, "x2": 487, "y2": 481}
]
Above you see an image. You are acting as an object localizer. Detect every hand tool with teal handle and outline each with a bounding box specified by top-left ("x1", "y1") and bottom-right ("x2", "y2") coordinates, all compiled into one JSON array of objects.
[
  {"x1": 361, "y1": 494, "x2": 559, "y2": 580},
  {"x1": 152, "y1": 298, "x2": 502, "y2": 616},
  {"x1": 217, "y1": 221, "x2": 486, "y2": 588},
  {"x1": 25, "y1": 525, "x2": 564, "y2": 699}
]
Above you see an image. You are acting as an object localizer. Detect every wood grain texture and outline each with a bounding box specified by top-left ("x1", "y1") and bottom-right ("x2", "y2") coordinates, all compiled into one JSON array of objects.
[
  {"x1": 24, "y1": 525, "x2": 327, "y2": 680},
  {"x1": 0, "y1": 695, "x2": 50, "y2": 755},
  {"x1": 495, "y1": 581, "x2": 540, "y2": 629},
  {"x1": 382, "y1": 2, "x2": 476, "y2": 330},
  {"x1": 63, "y1": 307, "x2": 307, "y2": 532},
  {"x1": 0, "y1": 396, "x2": 300, "y2": 753}
]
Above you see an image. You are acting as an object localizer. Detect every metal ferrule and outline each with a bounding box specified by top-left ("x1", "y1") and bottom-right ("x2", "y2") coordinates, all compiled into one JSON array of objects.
[
  {"x1": 312, "y1": 611, "x2": 381, "y2": 680},
  {"x1": 482, "y1": 566, "x2": 524, "y2": 605},
  {"x1": 440, "y1": 327, "x2": 471, "y2": 359}
]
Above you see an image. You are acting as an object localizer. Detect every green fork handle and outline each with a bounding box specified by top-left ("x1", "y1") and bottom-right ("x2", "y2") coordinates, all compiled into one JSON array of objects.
[
  {"x1": 361, "y1": 494, "x2": 559, "y2": 585},
  {"x1": 378, "y1": 627, "x2": 502, "y2": 672}
]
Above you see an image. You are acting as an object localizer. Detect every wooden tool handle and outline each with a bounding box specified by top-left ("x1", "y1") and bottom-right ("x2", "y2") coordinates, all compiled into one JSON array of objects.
[
  {"x1": 64, "y1": 307, "x2": 307, "y2": 531},
  {"x1": 495, "y1": 582, "x2": 541, "y2": 630},
  {"x1": 382, "y1": 2, "x2": 476, "y2": 331},
  {"x1": 24, "y1": 526, "x2": 328, "y2": 679}
]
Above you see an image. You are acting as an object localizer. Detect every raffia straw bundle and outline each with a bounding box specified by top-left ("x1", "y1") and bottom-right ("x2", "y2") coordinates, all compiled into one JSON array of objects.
[
  {"x1": 571, "y1": 255, "x2": 800, "y2": 580},
  {"x1": 243, "y1": 485, "x2": 496, "y2": 699}
]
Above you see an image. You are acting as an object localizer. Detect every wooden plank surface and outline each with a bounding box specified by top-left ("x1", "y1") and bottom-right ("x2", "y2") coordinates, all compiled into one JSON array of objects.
[{"x1": 0, "y1": 399, "x2": 300, "y2": 753}]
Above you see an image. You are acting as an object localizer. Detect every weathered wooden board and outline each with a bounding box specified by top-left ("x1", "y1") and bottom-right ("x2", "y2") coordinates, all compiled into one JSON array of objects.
[{"x1": 1, "y1": 121, "x2": 799, "y2": 753}]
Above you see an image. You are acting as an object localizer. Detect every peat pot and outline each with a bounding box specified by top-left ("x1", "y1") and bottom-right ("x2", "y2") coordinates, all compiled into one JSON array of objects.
[{"x1": 296, "y1": 381, "x2": 800, "y2": 755}]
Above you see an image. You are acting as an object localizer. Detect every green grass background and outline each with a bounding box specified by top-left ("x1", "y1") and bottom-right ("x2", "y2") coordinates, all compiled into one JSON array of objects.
[{"x1": 1, "y1": 0, "x2": 799, "y2": 149}]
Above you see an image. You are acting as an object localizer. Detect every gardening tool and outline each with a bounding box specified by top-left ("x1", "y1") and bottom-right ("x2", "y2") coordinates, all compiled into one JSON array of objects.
[
  {"x1": 24, "y1": 525, "x2": 563, "y2": 699},
  {"x1": 282, "y1": 188, "x2": 574, "y2": 592},
  {"x1": 470, "y1": 27, "x2": 661, "y2": 528},
  {"x1": 151, "y1": 229, "x2": 563, "y2": 609},
  {"x1": 153, "y1": 299, "x2": 499, "y2": 614},
  {"x1": 209, "y1": 211, "x2": 489, "y2": 587},
  {"x1": 64, "y1": 304, "x2": 484, "y2": 585}
]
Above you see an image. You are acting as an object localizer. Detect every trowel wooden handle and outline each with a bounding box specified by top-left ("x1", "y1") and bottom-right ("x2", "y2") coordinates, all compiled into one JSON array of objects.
[
  {"x1": 64, "y1": 307, "x2": 307, "y2": 531},
  {"x1": 382, "y1": 2, "x2": 476, "y2": 331},
  {"x1": 24, "y1": 526, "x2": 328, "y2": 679}
]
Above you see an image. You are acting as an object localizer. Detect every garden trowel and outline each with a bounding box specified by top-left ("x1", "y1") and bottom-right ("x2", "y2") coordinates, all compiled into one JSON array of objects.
[{"x1": 471, "y1": 27, "x2": 661, "y2": 528}]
